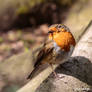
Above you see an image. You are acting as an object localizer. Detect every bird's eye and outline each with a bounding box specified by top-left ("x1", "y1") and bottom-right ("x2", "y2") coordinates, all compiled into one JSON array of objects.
[{"x1": 58, "y1": 25, "x2": 62, "y2": 28}]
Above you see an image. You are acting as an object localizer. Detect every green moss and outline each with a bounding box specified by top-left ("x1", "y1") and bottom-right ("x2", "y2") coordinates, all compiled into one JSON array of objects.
[
  {"x1": 17, "y1": 6, "x2": 29, "y2": 14},
  {"x1": 17, "y1": 30, "x2": 22, "y2": 39},
  {"x1": 0, "y1": 37, "x2": 4, "y2": 43},
  {"x1": 24, "y1": 47, "x2": 29, "y2": 52},
  {"x1": 17, "y1": 0, "x2": 46, "y2": 15}
]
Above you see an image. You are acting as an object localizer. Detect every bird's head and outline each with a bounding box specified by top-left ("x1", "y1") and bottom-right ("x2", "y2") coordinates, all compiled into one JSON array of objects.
[
  {"x1": 48, "y1": 24, "x2": 76, "y2": 51},
  {"x1": 48, "y1": 24, "x2": 70, "y2": 39}
]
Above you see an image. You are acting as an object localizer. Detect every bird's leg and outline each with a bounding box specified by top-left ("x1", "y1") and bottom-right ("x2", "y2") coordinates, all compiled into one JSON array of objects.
[
  {"x1": 49, "y1": 63, "x2": 65, "y2": 79},
  {"x1": 49, "y1": 52, "x2": 57, "y2": 77},
  {"x1": 49, "y1": 63, "x2": 57, "y2": 78}
]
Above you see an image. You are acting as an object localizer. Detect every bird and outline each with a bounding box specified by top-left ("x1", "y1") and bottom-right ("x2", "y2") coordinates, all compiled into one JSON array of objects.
[{"x1": 27, "y1": 24, "x2": 76, "y2": 79}]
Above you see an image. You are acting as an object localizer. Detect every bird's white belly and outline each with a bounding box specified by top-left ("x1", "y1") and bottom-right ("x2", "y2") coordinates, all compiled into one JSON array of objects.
[
  {"x1": 53, "y1": 42, "x2": 74, "y2": 64},
  {"x1": 53, "y1": 42, "x2": 61, "y2": 52}
]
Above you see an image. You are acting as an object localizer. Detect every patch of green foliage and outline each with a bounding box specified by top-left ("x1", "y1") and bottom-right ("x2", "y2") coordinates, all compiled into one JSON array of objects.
[
  {"x1": 17, "y1": 0, "x2": 46, "y2": 14},
  {"x1": 0, "y1": 37, "x2": 4, "y2": 43}
]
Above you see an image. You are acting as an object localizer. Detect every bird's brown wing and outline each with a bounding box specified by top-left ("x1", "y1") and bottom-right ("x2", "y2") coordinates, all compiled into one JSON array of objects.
[
  {"x1": 27, "y1": 39, "x2": 54, "y2": 79},
  {"x1": 34, "y1": 38, "x2": 54, "y2": 66},
  {"x1": 34, "y1": 44, "x2": 54, "y2": 67}
]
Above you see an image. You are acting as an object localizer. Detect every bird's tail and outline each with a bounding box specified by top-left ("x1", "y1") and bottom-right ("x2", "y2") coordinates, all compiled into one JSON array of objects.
[{"x1": 27, "y1": 65, "x2": 40, "y2": 79}]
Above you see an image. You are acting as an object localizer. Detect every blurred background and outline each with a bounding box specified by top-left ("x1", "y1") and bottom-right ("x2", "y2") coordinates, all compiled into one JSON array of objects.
[{"x1": 0, "y1": 0, "x2": 92, "y2": 91}]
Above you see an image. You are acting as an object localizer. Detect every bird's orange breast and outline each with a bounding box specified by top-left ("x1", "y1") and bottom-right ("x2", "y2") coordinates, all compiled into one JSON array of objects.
[{"x1": 53, "y1": 32, "x2": 76, "y2": 51}]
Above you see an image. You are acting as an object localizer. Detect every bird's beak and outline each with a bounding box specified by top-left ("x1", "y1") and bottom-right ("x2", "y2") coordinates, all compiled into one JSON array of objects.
[
  {"x1": 48, "y1": 31, "x2": 54, "y2": 40},
  {"x1": 48, "y1": 31, "x2": 53, "y2": 34}
]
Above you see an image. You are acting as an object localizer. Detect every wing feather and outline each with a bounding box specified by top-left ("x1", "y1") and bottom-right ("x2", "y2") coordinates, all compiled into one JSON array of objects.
[
  {"x1": 27, "y1": 39, "x2": 54, "y2": 79},
  {"x1": 34, "y1": 40, "x2": 54, "y2": 67}
]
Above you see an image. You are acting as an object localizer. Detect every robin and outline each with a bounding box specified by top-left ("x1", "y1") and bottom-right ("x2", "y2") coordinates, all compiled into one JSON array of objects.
[{"x1": 27, "y1": 24, "x2": 76, "y2": 79}]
